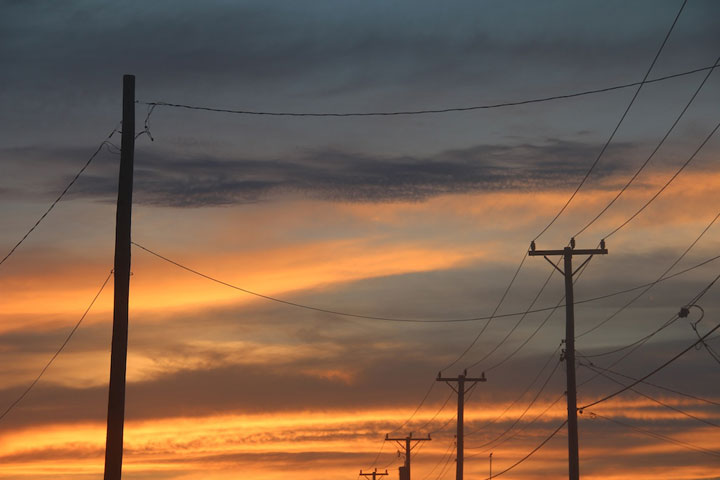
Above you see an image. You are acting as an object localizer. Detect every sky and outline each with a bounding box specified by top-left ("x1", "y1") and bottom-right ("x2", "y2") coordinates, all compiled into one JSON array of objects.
[{"x1": 1, "y1": 0, "x2": 720, "y2": 479}]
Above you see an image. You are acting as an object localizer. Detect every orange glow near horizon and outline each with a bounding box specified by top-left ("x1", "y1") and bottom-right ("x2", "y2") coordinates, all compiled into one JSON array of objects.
[{"x1": 2, "y1": 164, "x2": 720, "y2": 480}]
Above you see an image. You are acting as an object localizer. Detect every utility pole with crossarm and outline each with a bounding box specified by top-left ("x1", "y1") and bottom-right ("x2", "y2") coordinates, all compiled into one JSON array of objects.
[
  {"x1": 436, "y1": 369, "x2": 486, "y2": 480},
  {"x1": 528, "y1": 238, "x2": 608, "y2": 480},
  {"x1": 385, "y1": 433, "x2": 431, "y2": 480},
  {"x1": 360, "y1": 468, "x2": 388, "y2": 480}
]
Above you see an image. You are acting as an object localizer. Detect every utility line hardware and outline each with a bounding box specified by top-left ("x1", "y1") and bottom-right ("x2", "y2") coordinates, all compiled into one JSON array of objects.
[
  {"x1": 360, "y1": 469, "x2": 388, "y2": 480},
  {"x1": 437, "y1": 369, "x2": 487, "y2": 480},
  {"x1": 529, "y1": 238, "x2": 608, "y2": 480},
  {"x1": 385, "y1": 433, "x2": 431, "y2": 480}
]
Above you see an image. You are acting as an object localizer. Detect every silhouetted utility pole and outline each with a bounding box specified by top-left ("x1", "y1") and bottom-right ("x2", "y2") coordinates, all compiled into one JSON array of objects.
[
  {"x1": 385, "y1": 432, "x2": 431, "y2": 480},
  {"x1": 104, "y1": 74, "x2": 135, "y2": 480},
  {"x1": 528, "y1": 238, "x2": 608, "y2": 480},
  {"x1": 360, "y1": 468, "x2": 388, "y2": 480},
  {"x1": 437, "y1": 370, "x2": 486, "y2": 480}
]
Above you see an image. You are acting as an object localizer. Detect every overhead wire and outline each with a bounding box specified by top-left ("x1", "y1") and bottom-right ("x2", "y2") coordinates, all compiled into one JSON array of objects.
[
  {"x1": 577, "y1": 209, "x2": 720, "y2": 339},
  {"x1": 466, "y1": 242, "x2": 598, "y2": 374},
  {"x1": 579, "y1": 310, "x2": 720, "y2": 410},
  {"x1": 684, "y1": 305, "x2": 720, "y2": 366},
  {"x1": 580, "y1": 362, "x2": 720, "y2": 428},
  {"x1": 412, "y1": 391, "x2": 455, "y2": 433},
  {"x1": 573, "y1": 54, "x2": 720, "y2": 239},
  {"x1": 466, "y1": 358, "x2": 562, "y2": 450},
  {"x1": 0, "y1": 125, "x2": 120, "y2": 269},
  {"x1": 465, "y1": 344, "x2": 562, "y2": 440},
  {"x1": 420, "y1": 439, "x2": 456, "y2": 480},
  {"x1": 482, "y1": 420, "x2": 567, "y2": 480},
  {"x1": 603, "y1": 119, "x2": 720, "y2": 240},
  {"x1": 578, "y1": 313, "x2": 680, "y2": 359},
  {"x1": 531, "y1": 0, "x2": 688, "y2": 242},
  {"x1": 587, "y1": 411, "x2": 720, "y2": 458},
  {"x1": 439, "y1": 252, "x2": 528, "y2": 371},
  {"x1": 576, "y1": 362, "x2": 720, "y2": 407},
  {"x1": 466, "y1": 392, "x2": 566, "y2": 458},
  {"x1": 0, "y1": 269, "x2": 113, "y2": 422},
  {"x1": 131, "y1": 240, "x2": 720, "y2": 324},
  {"x1": 459, "y1": 257, "x2": 556, "y2": 371},
  {"x1": 578, "y1": 268, "x2": 720, "y2": 362},
  {"x1": 134, "y1": 64, "x2": 714, "y2": 118},
  {"x1": 387, "y1": 380, "x2": 438, "y2": 434}
]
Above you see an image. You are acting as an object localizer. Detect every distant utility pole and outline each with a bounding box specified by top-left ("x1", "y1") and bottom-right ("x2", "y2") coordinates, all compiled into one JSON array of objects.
[
  {"x1": 436, "y1": 369, "x2": 486, "y2": 480},
  {"x1": 360, "y1": 468, "x2": 388, "y2": 480},
  {"x1": 385, "y1": 432, "x2": 431, "y2": 480},
  {"x1": 104, "y1": 74, "x2": 136, "y2": 480},
  {"x1": 528, "y1": 238, "x2": 608, "y2": 480}
]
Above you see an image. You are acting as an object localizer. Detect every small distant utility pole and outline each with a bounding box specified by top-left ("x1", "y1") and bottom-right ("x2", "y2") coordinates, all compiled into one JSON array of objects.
[
  {"x1": 489, "y1": 452, "x2": 492, "y2": 479},
  {"x1": 528, "y1": 238, "x2": 608, "y2": 480},
  {"x1": 104, "y1": 74, "x2": 136, "y2": 480},
  {"x1": 437, "y1": 369, "x2": 486, "y2": 480},
  {"x1": 360, "y1": 468, "x2": 388, "y2": 480},
  {"x1": 385, "y1": 432, "x2": 431, "y2": 480}
]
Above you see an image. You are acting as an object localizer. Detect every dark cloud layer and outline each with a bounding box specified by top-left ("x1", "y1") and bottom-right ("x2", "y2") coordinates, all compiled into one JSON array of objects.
[{"x1": 3, "y1": 139, "x2": 638, "y2": 206}]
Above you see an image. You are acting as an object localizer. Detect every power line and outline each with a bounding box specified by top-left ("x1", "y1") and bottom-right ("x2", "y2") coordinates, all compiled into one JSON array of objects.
[
  {"x1": 579, "y1": 311, "x2": 720, "y2": 410},
  {"x1": 460, "y1": 257, "x2": 556, "y2": 371},
  {"x1": 413, "y1": 391, "x2": 455, "y2": 433},
  {"x1": 466, "y1": 358, "x2": 562, "y2": 451},
  {"x1": 0, "y1": 269, "x2": 113, "y2": 422},
  {"x1": 573, "y1": 54, "x2": 720, "y2": 238},
  {"x1": 388, "y1": 380, "x2": 438, "y2": 434},
  {"x1": 577, "y1": 270, "x2": 720, "y2": 398},
  {"x1": 482, "y1": 420, "x2": 567, "y2": 480},
  {"x1": 531, "y1": 0, "x2": 688, "y2": 242},
  {"x1": 604, "y1": 119, "x2": 720, "y2": 239},
  {"x1": 466, "y1": 344, "x2": 561, "y2": 441},
  {"x1": 134, "y1": 65, "x2": 714, "y2": 118},
  {"x1": 578, "y1": 313, "x2": 679, "y2": 359},
  {"x1": 578, "y1": 209, "x2": 720, "y2": 338},
  {"x1": 587, "y1": 411, "x2": 720, "y2": 459},
  {"x1": 575, "y1": 362, "x2": 720, "y2": 407},
  {"x1": 581, "y1": 362, "x2": 720, "y2": 428},
  {"x1": 0, "y1": 126, "x2": 120, "y2": 269},
  {"x1": 683, "y1": 305, "x2": 720, "y2": 366},
  {"x1": 420, "y1": 439, "x2": 456, "y2": 480},
  {"x1": 467, "y1": 393, "x2": 566, "y2": 457},
  {"x1": 473, "y1": 207, "x2": 719, "y2": 372},
  {"x1": 132, "y1": 241, "x2": 720, "y2": 324},
  {"x1": 441, "y1": 252, "x2": 530, "y2": 371},
  {"x1": 459, "y1": 242, "x2": 708, "y2": 372},
  {"x1": 578, "y1": 269, "x2": 720, "y2": 361}
]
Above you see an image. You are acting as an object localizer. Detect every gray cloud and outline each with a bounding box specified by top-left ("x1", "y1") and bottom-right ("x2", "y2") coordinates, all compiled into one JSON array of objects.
[{"x1": 2, "y1": 139, "x2": 640, "y2": 206}]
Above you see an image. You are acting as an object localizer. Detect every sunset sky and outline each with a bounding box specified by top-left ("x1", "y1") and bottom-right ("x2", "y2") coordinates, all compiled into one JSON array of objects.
[{"x1": 2, "y1": 1, "x2": 720, "y2": 479}]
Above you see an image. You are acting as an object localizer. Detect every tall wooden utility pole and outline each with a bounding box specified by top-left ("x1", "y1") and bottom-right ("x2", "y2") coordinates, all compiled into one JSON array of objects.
[
  {"x1": 104, "y1": 74, "x2": 135, "y2": 480},
  {"x1": 528, "y1": 238, "x2": 608, "y2": 480},
  {"x1": 385, "y1": 433, "x2": 431, "y2": 480},
  {"x1": 360, "y1": 468, "x2": 389, "y2": 480},
  {"x1": 437, "y1": 370, "x2": 486, "y2": 480}
]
